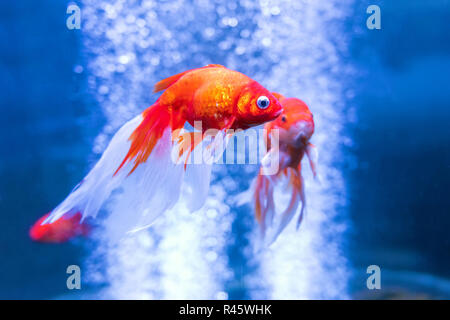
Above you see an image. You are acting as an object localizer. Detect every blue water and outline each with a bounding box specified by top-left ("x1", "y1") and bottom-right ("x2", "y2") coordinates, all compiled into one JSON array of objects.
[
  {"x1": 349, "y1": 0, "x2": 450, "y2": 280},
  {"x1": 0, "y1": 0, "x2": 449, "y2": 299}
]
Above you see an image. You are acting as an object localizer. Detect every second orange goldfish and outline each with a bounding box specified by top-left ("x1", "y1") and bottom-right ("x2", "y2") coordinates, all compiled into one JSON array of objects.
[{"x1": 253, "y1": 93, "x2": 317, "y2": 244}]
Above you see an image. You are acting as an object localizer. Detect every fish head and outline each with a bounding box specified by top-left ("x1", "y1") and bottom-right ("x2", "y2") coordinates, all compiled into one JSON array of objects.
[
  {"x1": 270, "y1": 97, "x2": 314, "y2": 148},
  {"x1": 235, "y1": 81, "x2": 283, "y2": 128}
]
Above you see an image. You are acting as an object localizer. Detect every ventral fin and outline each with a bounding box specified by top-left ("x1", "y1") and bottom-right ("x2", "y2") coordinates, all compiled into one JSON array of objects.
[{"x1": 306, "y1": 142, "x2": 318, "y2": 179}]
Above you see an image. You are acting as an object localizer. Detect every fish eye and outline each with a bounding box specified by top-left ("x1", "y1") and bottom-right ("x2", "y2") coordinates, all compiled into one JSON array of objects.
[
  {"x1": 256, "y1": 96, "x2": 270, "y2": 109},
  {"x1": 281, "y1": 116, "x2": 287, "y2": 122}
]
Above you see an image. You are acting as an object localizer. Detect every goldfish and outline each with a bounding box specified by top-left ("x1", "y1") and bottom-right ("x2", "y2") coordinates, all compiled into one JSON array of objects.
[
  {"x1": 42, "y1": 64, "x2": 282, "y2": 233},
  {"x1": 253, "y1": 92, "x2": 317, "y2": 244},
  {"x1": 30, "y1": 212, "x2": 90, "y2": 243}
]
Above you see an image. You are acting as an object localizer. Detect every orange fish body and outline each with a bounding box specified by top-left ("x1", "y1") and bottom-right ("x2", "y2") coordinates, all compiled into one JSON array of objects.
[
  {"x1": 43, "y1": 65, "x2": 282, "y2": 234},
  {"x1": 254, "y1": 93, "x2": 317, "y2": 243},
  {"x1": 158, "y1": 65, "x2": 280, "y2": 130},
  {"x1": 30, "y1": 212, "x2": 90, "y2": 243},
  {"x1": 117, "y1": 64, "x2": 283, "y2": 174}
]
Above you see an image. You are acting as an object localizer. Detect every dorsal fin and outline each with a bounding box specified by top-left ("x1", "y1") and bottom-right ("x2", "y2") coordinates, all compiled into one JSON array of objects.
[
  {"x1": 153, "y1": 70, "x2": 190, "y2": 93},
  {"x1": 153, "y1": 64, "x2": 226, "y2": 93},
  {"x1": 271, "y1": 92, "x2": 285, "y2": 100},
  {"x1": 203, "y1": 64, "x2": 225, "y2": 68}
]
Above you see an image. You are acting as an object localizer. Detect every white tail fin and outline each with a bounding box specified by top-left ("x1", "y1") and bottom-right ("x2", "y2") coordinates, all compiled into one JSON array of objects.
[
  {"x1": 180, "y1": 129, "x2": 230, "y2": 212},
  {"x1": 253, "y1": 154, "x2": 307, "y2": 246},
  {"x1": 114, "y1": 128, "x2": 185, "y2": 235},
  {"x1": 114, "y1": 127, "x2": 226, "y2": 235},
  {"x1": 266, "y1": 168, "x2": 305, "y2": 245},
  {"x1": 183, "y1": 161, "x2": 212, "y2": 212},
  {"x1": 43, "y1": 115, "x2": 143, "y2": 224},
  {"x1": 44, "y1": 117, "x2": 227, "y2": 235}
]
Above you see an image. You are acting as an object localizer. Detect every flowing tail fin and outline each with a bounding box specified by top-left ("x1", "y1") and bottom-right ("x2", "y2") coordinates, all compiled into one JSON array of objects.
[
  {"x1": 30, "y1": 212, "x2": 90, "y2": 243},
  {"x1": 254, "y1": 165, "x2": 306, "y2": 245},
  {"x1": 43, "y1": 114, "x2": 144, "y2": 225},
  {"x1": 43, "y1": 99, "x2": 223, "y2": 235},
  {"x1": 114, "y1": 102, "x2": 180, "y2": 176},
  {"x1": 254, "y1": 170, "x2": 276, "y2": 237},
  {"x1": 306, "y1": 143, "x2": 318, "y2": 179},
  {"x1": 267, "y1": 167, "x2": 305, "y2": 245},
  {"x1": 44, "y1": 100, "x2": 184, "y2": 228}
]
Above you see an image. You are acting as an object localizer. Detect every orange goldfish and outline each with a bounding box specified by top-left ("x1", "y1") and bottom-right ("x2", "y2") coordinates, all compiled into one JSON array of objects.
[
  {"x1": 254, "y1": 92, "x2": 317, "y2": 243},
  {"x1": 30, "y1": 212, "x2": 90, "y2": 243},
  {"x1": 42, "y1": 64, "x2": 283, "y2": 232}
]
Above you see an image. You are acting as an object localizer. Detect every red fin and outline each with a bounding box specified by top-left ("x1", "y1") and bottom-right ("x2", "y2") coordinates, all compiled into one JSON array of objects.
[
  {"x1": 254, "y1": 170, "x2": 275, "y2": 236},
  {"x1": 271, "y1": 92, "x2": 285, "y2": 100},
  {"x1": 306, "y1": 143, "x2": 318, "y2": 178},
  {"x1": 29, "y1": 212, "x2": 89, "y2": 243},
  {"x1": 114, "y1": 102, "x2": 183, "y2": 175},
  {"x1": 254, "y1": 172, "x2": 266, "y2": 223},
  {"x1": 153, "y1": 70, "x2": 190, "y2": 93},
  {"x1": 203, "y1": 64, "x2": 225, "y2": 68},
  {"x1": 268, "y1": 168, "x2": 304, "y2": 244},
  {"x1": 153, "y1": 64, "x2": 225, "y2": 93},
  {"x1": 175, "y1": 131, "x2": 203, "y2": 169}
]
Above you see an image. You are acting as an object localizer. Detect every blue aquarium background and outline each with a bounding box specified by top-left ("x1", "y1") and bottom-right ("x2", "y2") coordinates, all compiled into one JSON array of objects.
[{"x1": 0, "y1": 0, "x2": 449, "y2": 299}]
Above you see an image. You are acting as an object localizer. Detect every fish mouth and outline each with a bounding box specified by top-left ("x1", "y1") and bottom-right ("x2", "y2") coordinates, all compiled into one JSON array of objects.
[
  {"x1": 273, "y1": 108, "x2": 283, "y2": 118},
  {"x1": 293, "y1": 122, "x2": 313, "y2": 144}
]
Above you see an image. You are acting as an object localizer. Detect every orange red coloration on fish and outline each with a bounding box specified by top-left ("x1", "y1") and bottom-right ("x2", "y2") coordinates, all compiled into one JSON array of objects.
[
  {"x1": 116, "y1": 64, "x2": 283, "y2": 175},
  {"x1": 30, "y1": 212, "x2": 90, "y2": 243},
  {"x1": 253, "y1": 92, "x2": 317, "y2": 243},
  {"x1": 42, "y1": 65, "x2": 283, "y2": 233}
]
